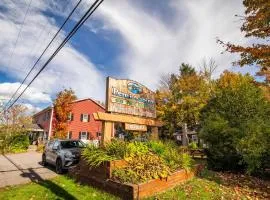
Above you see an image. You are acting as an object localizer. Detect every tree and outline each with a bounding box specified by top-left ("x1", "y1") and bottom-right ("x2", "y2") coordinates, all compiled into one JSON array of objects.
[
  {"x1": 217, "y1": 0, "x2": 270, "y2": 83},
  {"x1": 200, "y1": 71, "x2": 270, "y2": 174},
  {"x1": 156, "y1": 63, "x2": 211, "y2": 145},
  {"x1": 53, "y1": 89, "x2": 77, "y2": 139}
]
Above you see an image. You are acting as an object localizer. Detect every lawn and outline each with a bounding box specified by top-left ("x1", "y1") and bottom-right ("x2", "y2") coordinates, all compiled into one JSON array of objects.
[
  {"x1": 0, "y1": 176, "x2": 119, "y2": 200},
  {"x1": 0, "y1": 170, "x2": 269, "y2": 200}
]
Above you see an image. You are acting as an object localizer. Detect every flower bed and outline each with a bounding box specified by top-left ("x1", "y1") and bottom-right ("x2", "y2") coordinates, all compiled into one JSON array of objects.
[
  {"x1": 70, "y1": 158, "x2": 201, "y2": 199},
  {"x1": 69, "y1": 140, "x2": 200, "y2": 199}
]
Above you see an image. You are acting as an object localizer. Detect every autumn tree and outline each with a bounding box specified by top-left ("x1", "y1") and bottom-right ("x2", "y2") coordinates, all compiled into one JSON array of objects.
[
  {"x1": 53, "y1": 89, "x2": 77, "y2": 139},
  {"x1": 217, "y1": 0, "x2": 270, "y2": 83},
  {"x1": 156, "y1": 63, "x2": 211, "y2": 145}
]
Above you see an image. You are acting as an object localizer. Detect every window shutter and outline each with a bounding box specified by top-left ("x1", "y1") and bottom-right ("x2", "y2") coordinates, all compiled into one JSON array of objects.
[
  {"x1": 87, "y1": 132, "x2": 90, "y2": 140},
  {"x1": 70, "y1": 131, "x2": 72, "y2": 139},
  {"x1": 88, "y1": 114, "x2": 90, "y2": 122},
  {"x1": 71, "y1": 113, "x2": 74, "y2": 121},
  {"x1": 79, "y1": 132, "x2": 81, "y2": 139},
  {"x1": 80, "y1": 114, "x2": 83, "y2": 122}
]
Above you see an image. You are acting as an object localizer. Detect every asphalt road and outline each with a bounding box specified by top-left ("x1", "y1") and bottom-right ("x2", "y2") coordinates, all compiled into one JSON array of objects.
[{"x1": 0, "y1": 151, "x2": 57, "y2": 188}]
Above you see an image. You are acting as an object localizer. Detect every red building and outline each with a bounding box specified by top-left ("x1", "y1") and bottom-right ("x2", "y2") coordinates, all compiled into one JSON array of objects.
[{"x1": 33, "y1": 98, "x2": 105, "y2": 142}]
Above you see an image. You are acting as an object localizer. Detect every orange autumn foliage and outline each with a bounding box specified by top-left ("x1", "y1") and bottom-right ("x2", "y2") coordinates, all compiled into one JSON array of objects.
[{"x1": 53, "y1": 89, "x2": 77, "y2": 139}]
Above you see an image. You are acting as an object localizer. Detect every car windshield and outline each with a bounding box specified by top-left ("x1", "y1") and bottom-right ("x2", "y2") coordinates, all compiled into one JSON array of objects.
[{"x1": 60, "y1": 141, "x2": 85, "y2": 149}]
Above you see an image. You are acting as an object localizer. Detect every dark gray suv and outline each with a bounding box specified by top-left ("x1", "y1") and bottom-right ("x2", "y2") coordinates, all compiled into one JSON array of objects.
[{"x1": 42, "y1": 139, "x2": 86, "y2": 174}]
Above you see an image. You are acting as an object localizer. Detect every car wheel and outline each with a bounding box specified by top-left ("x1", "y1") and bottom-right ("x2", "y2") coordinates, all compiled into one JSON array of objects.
[
  {"x1": 56, "y1": 158, "x2": 63, "y2": 174},
  {"x1": 42, "y1": 154, "x2": 47, "y2": 166}
]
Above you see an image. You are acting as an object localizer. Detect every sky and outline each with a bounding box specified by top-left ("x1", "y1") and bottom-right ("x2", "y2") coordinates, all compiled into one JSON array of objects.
[{"x1": 0, "y1": 0, "x2": 259, "y2": 113}]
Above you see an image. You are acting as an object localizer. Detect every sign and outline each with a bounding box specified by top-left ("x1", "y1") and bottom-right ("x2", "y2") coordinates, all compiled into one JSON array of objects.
[
  {"x1": 106, "y1": 77, "x2": 156, "y2": 118},
  {"x1": 125, "y1": 123, "x2": 147, "y2": 131}
]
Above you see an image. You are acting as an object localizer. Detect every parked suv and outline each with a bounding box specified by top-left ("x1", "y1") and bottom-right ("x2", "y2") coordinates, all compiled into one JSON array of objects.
[{"x1": 42, "y1": 139, "x2": 86, "y2": 174}]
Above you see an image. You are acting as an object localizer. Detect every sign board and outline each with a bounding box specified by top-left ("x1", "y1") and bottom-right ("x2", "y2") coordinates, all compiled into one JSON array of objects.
[
  {"x1": 106, "y1": 77, "x2": 156, "y2": 118},
  {"x1": 125, "y1": 123, "x2": 147, "y2": 132}
]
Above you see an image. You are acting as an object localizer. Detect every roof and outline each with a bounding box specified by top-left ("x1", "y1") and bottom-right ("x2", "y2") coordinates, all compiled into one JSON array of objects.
[
  {"x1": 23, "y1": 123, "x2": 44, "y2": 132},
  {"x1": 33, "y1": 106, "x2": 52, "y2": 117},
  {"x1": 71, "y1": 98, "x2": 105, "y2": 109},
  {"x1": 33, "y1": 98, "x2": 105, "y2": 117}
]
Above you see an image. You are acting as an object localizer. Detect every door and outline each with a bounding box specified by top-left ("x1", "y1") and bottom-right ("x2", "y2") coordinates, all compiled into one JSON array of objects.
[
  {"x1": 51, "y1": 140, "x2": 60, "y2": 164},
  {"x1": 45, "y1": 141, "x2": 54, "y2": 164}
]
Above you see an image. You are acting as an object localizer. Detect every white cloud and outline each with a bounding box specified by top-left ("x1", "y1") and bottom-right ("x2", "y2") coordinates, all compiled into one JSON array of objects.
[
  {"x1": 0, "y1": 82, "x2": 51, "y2": 104},
  {"x1": 96, "y1": 0, "x2": 247, "y2": 89},
  {"x1": 0, "y1": 0, "x2": 105, "y2": 106}
]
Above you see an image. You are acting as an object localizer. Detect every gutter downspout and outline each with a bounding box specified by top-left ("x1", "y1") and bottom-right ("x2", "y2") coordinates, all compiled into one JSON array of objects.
[{"x1": 48, "y1": 106, "x2": 54, "y2": 140}]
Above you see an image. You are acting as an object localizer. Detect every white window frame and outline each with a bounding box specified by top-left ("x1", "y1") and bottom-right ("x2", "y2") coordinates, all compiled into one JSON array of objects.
[
  {"x1": 192, "y1": 135, "x2": 198, "y2": 141},
  {"x1": 81, "y1": 131, "x2": 87, "y2": 140},
  {"x1": 82, "y1": 114, "x2": 88, "y2": 122}
]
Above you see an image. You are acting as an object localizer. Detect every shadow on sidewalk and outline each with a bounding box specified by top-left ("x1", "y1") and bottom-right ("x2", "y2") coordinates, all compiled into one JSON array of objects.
[{"x1": 3, "y1": 155, "x2": 77, "y2": 200}]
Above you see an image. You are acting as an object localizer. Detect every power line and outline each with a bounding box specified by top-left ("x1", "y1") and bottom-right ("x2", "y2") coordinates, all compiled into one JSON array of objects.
[
  {"x1": 3, "y1": 0, "x2": 83, "y2": 110},
  {"x1": 5, "y1": 0, "x2": 104, "y2": 111},
  {"x1": 7, "y1": 0, "x2": 33, "y2": 69}
]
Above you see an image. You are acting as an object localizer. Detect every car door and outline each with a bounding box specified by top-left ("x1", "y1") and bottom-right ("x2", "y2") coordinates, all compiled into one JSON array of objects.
[
  {"x1": 45, "y1": 141, "x2": 54, "y2": 164},
  {"x1": 51, "y1": 140, "x2": 60, "y2": 165}
]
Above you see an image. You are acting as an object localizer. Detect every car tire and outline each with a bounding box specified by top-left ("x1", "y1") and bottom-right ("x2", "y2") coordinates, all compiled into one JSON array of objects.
[
  {"x1": 41, "y1": 154, "x2": 47, "y2": 166},
  {"x1": 56, "y1": 158, "x2": 63, "y2": 174}
]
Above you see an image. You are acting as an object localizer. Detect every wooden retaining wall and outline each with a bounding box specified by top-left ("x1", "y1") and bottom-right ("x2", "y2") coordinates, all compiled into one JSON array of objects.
[{"x1": 69, "y1": 159, "x2": 201, "y2": 199}]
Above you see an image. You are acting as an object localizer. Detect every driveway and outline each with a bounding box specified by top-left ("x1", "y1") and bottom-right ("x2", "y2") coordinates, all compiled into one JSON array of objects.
[{"x1": 0, "y1": 151, "x2": 57, "y2": 188}]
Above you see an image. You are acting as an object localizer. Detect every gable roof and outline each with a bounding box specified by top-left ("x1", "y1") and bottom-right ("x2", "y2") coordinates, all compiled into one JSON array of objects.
[{"x1": 71, "y1": 98, "x2": 105, "y2": 110}]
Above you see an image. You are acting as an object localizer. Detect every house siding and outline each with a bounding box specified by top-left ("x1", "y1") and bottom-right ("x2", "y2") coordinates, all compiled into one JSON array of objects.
[{"x1": 33, "y1": 99, "x2": 105, "y2": 141}]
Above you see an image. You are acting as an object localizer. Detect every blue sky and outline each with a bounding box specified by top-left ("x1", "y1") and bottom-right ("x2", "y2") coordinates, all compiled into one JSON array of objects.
[{"x1": 0, "y1": 0, "x2": 261, "y2": 112}]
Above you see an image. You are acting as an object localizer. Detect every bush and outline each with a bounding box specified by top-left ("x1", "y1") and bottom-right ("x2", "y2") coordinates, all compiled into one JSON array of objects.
[
  {"x1": 105, "y1": 139, "x2": 127, "y2": 159},
  {"x1": 200, "y1": 73, "x2": 270, "y2": 174},
  {"x1": 82, "y1": 145, "x2": 115, "y2": 168},
  {"x1": 188, "y1": 142, "x2": 198, "y2": 149},
  {"x1": 36, "y1": 144, "x2": 45, "y2": 153},
  {"x1": 113, "y1": 152, "x2": 171, "y2": 184},
  {"x1": 0, "y1": 128, "x2": 29, "y2": 154}
]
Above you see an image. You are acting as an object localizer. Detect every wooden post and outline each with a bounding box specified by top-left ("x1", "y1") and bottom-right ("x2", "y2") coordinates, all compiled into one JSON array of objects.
[
  {"x1": 101, "y1": 121, "x2": 114, "y2": 146},
  {"x1": 150, "y1": 126, "x2": 159, "y2": 140}
]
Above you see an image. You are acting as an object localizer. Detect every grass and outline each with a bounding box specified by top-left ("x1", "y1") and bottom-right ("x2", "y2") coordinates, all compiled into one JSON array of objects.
[
  {"x1": 0, "y1": 176, "x2": 119, "y2": 200},
  {"x1": 0, "y1": 169, "x2": 269, "y2": 200},
  {"x1": 146, "y1": 168, "x2": 270, "y2": 200}
]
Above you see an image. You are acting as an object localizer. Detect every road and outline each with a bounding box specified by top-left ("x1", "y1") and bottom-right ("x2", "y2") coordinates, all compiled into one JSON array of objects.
[{"x1": 0, "y1": 151, "x2": 57, "y2": 188}]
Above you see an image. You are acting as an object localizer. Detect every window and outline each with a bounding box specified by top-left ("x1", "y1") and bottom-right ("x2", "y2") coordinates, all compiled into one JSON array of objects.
[
  {"x1": 67, "y1": 131, "x2": 72, "y2": 139},
  {"x1": 80, "y1": 114, "x2": 90, "y2": 122},
  {"x1": 68, "y1": 113, "x2": 74, "y2": 121},
  {"x1": 96, "y1": 132, "x2": 101, "y2": 137},
  {"x1": 53, "y1": 141, "x2": 60, "y2": 150},
  {"x1": 43, "y1": 113, "x2": 46, "y2": 121},
  {"x1": 192, "y1": 135, "x2": 198, "y2": 141},
  {"x1": 79, "y1": 131, "x2": 90, "y2": 140},
  {"x1": 60, "y1": 140, "x2": 85, "y2": 148}
]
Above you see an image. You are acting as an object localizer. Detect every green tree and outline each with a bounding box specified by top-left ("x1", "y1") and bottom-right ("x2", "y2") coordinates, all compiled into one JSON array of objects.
[
  {"x1": 156, "y1": 63, "x2": 211, "y2": 145},
  {"x1": 200, "y1": 71, "x2": 270, "y2": 174}
]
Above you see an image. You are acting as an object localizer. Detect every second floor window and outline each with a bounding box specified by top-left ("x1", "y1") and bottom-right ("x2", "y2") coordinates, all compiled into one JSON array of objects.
[
  {"x1": 68, "y1": 112, "x2": 74, "y2": 121},
  {"x1": 80, "y1": 114, "x2": 90, "y2": 122}
]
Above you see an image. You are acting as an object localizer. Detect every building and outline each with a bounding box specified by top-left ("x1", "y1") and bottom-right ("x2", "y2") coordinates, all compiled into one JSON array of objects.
[{"x1": 33, "y1": 98, "x2": 105, "y2": 143}]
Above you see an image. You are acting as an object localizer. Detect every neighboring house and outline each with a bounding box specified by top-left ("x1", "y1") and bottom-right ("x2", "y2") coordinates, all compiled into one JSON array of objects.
[{"x1": 33, "y1": 98, "x2": 105, "y2": 143}]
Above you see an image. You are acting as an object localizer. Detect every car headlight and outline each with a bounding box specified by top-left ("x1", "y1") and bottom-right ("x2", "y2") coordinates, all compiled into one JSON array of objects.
[{"x1": 64, "y1": 152, "x2": 73, "y2": 158}]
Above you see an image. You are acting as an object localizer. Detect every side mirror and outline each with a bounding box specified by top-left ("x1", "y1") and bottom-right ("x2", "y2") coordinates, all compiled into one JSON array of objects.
[{"x1": 52, "y1": 146, "x2": 58, "y2": 151}]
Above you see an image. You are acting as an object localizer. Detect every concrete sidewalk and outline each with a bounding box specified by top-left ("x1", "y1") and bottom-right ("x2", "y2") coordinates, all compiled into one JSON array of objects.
[{"x1": 0, "y1": 151, "x2": 57, "y2": 188}]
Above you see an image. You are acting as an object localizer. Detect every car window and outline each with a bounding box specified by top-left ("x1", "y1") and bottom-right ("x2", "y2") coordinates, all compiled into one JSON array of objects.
[
  {"x1": 53, "y1": 141, "x2": 60, "y2": 149},
  {"x1": 60, "y1": 141, "x2": 85, "y2": 149},
  {"x1": 47, "y1": 141, "x2": 54, "y2": 149}
]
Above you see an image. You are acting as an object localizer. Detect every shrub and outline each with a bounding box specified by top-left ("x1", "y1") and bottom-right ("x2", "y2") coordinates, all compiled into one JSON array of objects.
[
  {"x1": 105, "y1": 139, "x2": 127, "y2": 159},
  {"x1": 113, "y1": 152, "x2": 171, "y2": 184},
  {"x1": 188, "y1": 142, "x2": 198, "y2": 149},
  {"x1": 82, "y1": 145, "x2": 115, "y2": 168},
  {"x1": 125, "y1": 141, "x2": 149, "y2": 158},
  {"x1": 36, "y1": 144, "x2": 45, "y2": 153}
]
